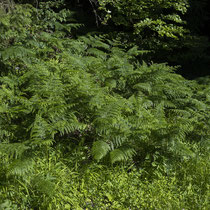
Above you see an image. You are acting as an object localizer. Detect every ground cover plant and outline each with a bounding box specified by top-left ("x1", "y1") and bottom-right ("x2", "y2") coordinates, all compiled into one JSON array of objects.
[{"x1": 0, "y1": 1, "x2": 209, "y2": 209}]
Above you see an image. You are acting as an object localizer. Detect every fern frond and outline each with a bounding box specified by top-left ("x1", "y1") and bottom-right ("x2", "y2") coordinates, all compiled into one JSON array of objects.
[
  {"x1": 8, "y1": 158, "x2": 34, "y2": 176},
  {"x1": 133, "y1": 83, "x2": 152, "y2": 94},
  {"x1": 32, "y1": 175, "x2": 55, "y2": 196},
  {"x1": 110, "y1": 147, "x2": 136, "y2": 164},
  {"x1": 127, "y1": 46, "x2": 150, "y2": 56},
  {"x1": 0, "y1": 143, "x2": 29, "y2": 159},
  {"x1": 0, "y1": 46, "x2": 35, "y2": 61},
  {"x1": 87, "y1": 48, "x2": 107, "y2": 60},
  {"x1": 111, "y1": 136, "x2": 127, "y2": 148},
  {"x1": 88, "y1": 36, "x2": 110, "y2": 50},
  {"x1": 92, "y1": 140, "x2": 110, "y2": 161}
]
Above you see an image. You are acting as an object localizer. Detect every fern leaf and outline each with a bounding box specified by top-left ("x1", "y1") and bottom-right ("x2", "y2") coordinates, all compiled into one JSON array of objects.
[
  {"x1": 110, "y1": 147, "x2": 135, "y2": 164},
  {"x1": 8, "y1": 158, "x2": 34, "y2": 176},
  {"x1": 0, "y1": 46, "x2": 34, "y2": 61},
  {"x1": 92, "y1": 140, "x2": 110, "y2": 161},
  {"x1": 32, "y1": 175, "x2": 55, "y2": 196},
  {"x1": 87, "y1": 48, "x2": 107, "y2": 60},
  {"x1": 0, "y1": 143, "x2": 29, "y2": 159},
  {"x1": 127, "y1": 46, "x2": 150, "y2": 56},
  {"x1": 133, "y1": 83, "x2": 152, "y2": 93}
]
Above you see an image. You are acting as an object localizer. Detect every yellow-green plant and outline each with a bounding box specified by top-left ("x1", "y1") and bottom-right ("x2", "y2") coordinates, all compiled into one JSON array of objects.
[{"x1": 0, "y1": 2, "x2": 209, "y2": 209}]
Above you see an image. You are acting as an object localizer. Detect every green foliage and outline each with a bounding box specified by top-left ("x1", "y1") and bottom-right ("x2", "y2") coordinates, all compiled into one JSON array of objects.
[
  {"x1": 0, "y1": 0, "x2": 15, "y2": 13},
  {"x1": 0, "y1": 2, "x2": 209, "y2": 208},
  {"x1": 0, "y1": 3, "x2": 209, "y2": 166},
  {"x1": 97, "y1": 0, "x2": 189, "y2": 52},
  {"x1": 92, "y1": 140, "x2": 110, "y2": 161},
  {"x1": 0, "y1": 150, "x2": 209, "y2": 209}
]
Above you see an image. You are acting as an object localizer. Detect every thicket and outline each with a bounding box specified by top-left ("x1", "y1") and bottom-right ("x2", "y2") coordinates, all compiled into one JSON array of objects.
[{"x1": 0, "y1": 1, "x2": 209, "y2": 209}]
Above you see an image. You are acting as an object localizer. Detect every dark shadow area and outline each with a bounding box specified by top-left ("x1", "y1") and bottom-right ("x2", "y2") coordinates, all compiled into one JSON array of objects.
[
  {"x1": 175, "y1": 0, "x2": 210, "y2": 79},
  {"x1": 14, "y1": 0, "x2": 210, "y2": 80}
]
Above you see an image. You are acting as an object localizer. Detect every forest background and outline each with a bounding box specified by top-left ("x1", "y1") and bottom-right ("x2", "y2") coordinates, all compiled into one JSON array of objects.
[{"x1": 0, "y1": 0, "x2": 209, "y2": 209}]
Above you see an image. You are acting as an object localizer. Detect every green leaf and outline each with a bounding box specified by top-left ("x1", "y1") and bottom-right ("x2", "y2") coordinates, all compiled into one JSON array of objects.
[{"x1": 92, "y1": 140, "x2": 110, "y2": 161}]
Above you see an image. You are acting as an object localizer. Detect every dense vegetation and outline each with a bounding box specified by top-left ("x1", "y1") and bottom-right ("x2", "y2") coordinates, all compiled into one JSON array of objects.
[{"x1": 0, "y1": 0, "x2": 209, "y2": 209}]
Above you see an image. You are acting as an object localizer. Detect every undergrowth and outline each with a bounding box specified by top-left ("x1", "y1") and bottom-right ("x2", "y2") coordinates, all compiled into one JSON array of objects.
[
  {"x1": 0, "y1": 1, "x2": 209, "y2": 209},
  {"x1": 0, "y1": 148, "x2": 209, "y2": 209}
]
